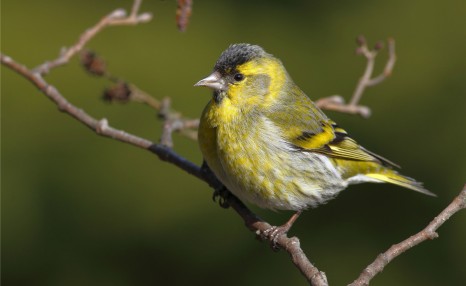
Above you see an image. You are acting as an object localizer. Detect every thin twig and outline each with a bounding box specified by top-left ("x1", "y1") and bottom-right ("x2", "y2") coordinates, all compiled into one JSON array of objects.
[
  {"x1": 160, "y1": 97, "x2": 176, "y2": 147},
  {"x1": 157, "y1": 97, "x2": 200, "y2": 147},
  {"x1": 315, "y1": 95, "x2": 371, "y2": 118},
  {"x1": 349, "y1": 42, "x2": 376, "y2": 106},
  {"x1": 315, "y1": 36, "x2": 397, "y2": 118},
  {"x1": 130, "y1": 84, "x2": 163, "y2": 110},
  {"x1": 349, "y1": 184, "x2": 466, "y2": 286},
  {"x1": 350, "y1": 37, "x2": 396, "y2": 103},
  {"x1": 33, "y1": 0, "x2": 152, "y2": 75},
  {"x1": 367, "y1": 38, "x2": 396, "y2": 86},
  {"x1": 1, "y1": 54, "x2": 152, "y2": 148}
]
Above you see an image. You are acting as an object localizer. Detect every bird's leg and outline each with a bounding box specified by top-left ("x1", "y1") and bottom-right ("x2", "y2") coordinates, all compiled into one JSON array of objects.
[
  {"x1": 212, "y1": 185, "x2": 231, "y2": 209},
  {"x1": 262, "y1": 211, "x2": 302, "y2": 250}
]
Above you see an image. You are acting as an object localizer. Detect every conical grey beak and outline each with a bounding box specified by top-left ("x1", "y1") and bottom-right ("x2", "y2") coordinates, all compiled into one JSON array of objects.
[{"x1": 194, "y1": 72, "x2": 226, "y2": 91}]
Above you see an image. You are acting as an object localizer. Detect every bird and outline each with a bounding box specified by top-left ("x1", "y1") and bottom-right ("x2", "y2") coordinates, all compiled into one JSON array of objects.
[{"x1": 194, "y1": 43, "x2": 435, "y2": 239}]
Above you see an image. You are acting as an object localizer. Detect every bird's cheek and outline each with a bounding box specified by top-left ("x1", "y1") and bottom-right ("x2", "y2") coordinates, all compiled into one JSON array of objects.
[
  {"x1": 253, "y1": 74, "x2": 271, "y2": 97},
  {"x1": 226, "y1": 84, "x2": 241, "y2": 101}
]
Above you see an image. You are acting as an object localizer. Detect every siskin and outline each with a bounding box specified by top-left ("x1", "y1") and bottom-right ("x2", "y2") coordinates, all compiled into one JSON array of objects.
[{"x1": 195, "y1": 43, "x2": 435, "y2": 236}]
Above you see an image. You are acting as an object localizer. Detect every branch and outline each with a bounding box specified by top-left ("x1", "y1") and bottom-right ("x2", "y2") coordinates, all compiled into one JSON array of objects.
[
  {"x1": 315, "y1": 36, "x2": 396, "y2": 118},
  {"x1": 33, "y1": 0, "x2": 152, "y2": 75},
  {"x1": 0, "y1": 50, "x2": 326, "y2": 285},
  {"x1": 349, "y1": 184, "x2": 466, "y2": 286},
  {"x1": 158, "y1": 97, "x2": 200, "y2": 147}
]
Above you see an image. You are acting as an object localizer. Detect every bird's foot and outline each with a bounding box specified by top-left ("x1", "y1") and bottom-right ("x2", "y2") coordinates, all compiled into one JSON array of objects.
[
  {"x1": 259, "y1": 211, "x2": 302, "y2": 251},
  {"x1": 212, "y1": 186, "x2": 230, "y2": 209},
  {"x1": 261, "y1": 224, "x2": 292, "y2": 251},
  {"x1": 200, "y1": 160, "x2": 230, "y2": 209}
]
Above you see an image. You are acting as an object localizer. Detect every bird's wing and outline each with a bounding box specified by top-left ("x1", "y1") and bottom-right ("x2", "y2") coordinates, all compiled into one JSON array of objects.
[
  {"x1": 270, "y1": 87, "x2": 399, "y2": 168},
  {"x1": 292, "y1": 119, "x2": 399, "y2": 168}
]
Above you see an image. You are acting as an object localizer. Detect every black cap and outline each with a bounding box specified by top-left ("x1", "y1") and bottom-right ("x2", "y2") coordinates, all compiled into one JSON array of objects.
[{"x1": 214, "y1": 43, "x2": 267, "y2": 73}]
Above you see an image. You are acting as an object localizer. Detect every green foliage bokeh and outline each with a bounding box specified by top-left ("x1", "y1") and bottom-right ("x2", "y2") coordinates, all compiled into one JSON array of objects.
[{"x1": 2, "y1": 0, "x2": 465, "y2": 285}]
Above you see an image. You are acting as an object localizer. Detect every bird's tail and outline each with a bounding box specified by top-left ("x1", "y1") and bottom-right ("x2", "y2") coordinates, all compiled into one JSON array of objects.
[{"x1": 365, "y1": 170, "x2": 436, "y2": 196}]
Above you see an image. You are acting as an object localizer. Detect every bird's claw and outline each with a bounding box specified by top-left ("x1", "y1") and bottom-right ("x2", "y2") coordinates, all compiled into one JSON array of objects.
[
  {"x1": 259, "y1": 225, "x2": 290, "y2": 251},
  {"x1": 212, "y1": 186, "x2": 230, "y2": 209},
  {"x1": 258, "y1": 211, "x2": 302, "y2": 250},
  {"x1": 201, "y1": 160, "x2": 230, "y2": 209}
]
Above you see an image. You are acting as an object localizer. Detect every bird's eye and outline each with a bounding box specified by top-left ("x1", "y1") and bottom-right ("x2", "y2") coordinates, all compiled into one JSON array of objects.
[{"x1": 233, "y1": 73, "x2": 244, "y2": 82}]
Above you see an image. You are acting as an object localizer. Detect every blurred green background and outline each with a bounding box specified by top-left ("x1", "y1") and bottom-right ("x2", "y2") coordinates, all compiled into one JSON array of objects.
[{"x1": 2, "y1": 0, "x2": 465, "y2": 285}]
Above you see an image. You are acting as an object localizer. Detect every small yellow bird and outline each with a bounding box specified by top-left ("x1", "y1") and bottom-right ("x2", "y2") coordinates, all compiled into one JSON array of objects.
[{"x1": 195, "y1": 43, "x2": 434, "y2": 236}]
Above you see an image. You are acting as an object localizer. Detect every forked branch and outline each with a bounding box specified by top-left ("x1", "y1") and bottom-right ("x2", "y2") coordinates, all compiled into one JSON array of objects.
[
  {"x1": 315, "y1": 36, "x2": 397, "y2": 118},
  {"x1": 33, "y1": 0, "x2": 152, "y2": 75}
]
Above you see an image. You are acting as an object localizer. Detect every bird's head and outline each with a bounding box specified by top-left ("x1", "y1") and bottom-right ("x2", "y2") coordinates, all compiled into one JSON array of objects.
[{"x1": 195, "y1": 43, "x2": 288, "y2": 108}]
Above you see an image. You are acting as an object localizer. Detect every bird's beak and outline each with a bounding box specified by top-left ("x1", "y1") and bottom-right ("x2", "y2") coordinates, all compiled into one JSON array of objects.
[{"x1": 194, "y1": 72, "x2": 226, "y2": 91}]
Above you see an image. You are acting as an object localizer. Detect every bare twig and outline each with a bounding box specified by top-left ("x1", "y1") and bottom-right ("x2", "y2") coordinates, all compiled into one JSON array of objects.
[
  {"x1": 366, "y1": 38, "x2": 396, "y2": 87},
  {"x1": 1, "y1": 54, "x2": 152, "y2": 149},
  {"x1": 349, "y1": 184, "x2": 466, "y2": 286},
  {"x1": 160, "y1": 97, "x2": 177, "y2": 147},
  {"x1": 129, "y1": 84, "x2": 163, "y2": 110},
  {"x1": 350, "y1": 37, "x2": 396, "y2": 105},
  {"x1": 315, "y1": 95, "x2": 371, "y2": 118},
  {"x1": 315, "y1": 36, "x2": 397, "y2": 118},
  {"x1": 158, "y1": 97, "x2": 200, "y2": 147},
  {"x1": 33, "y1": 0, "x2": 152, "y2": 75}
]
